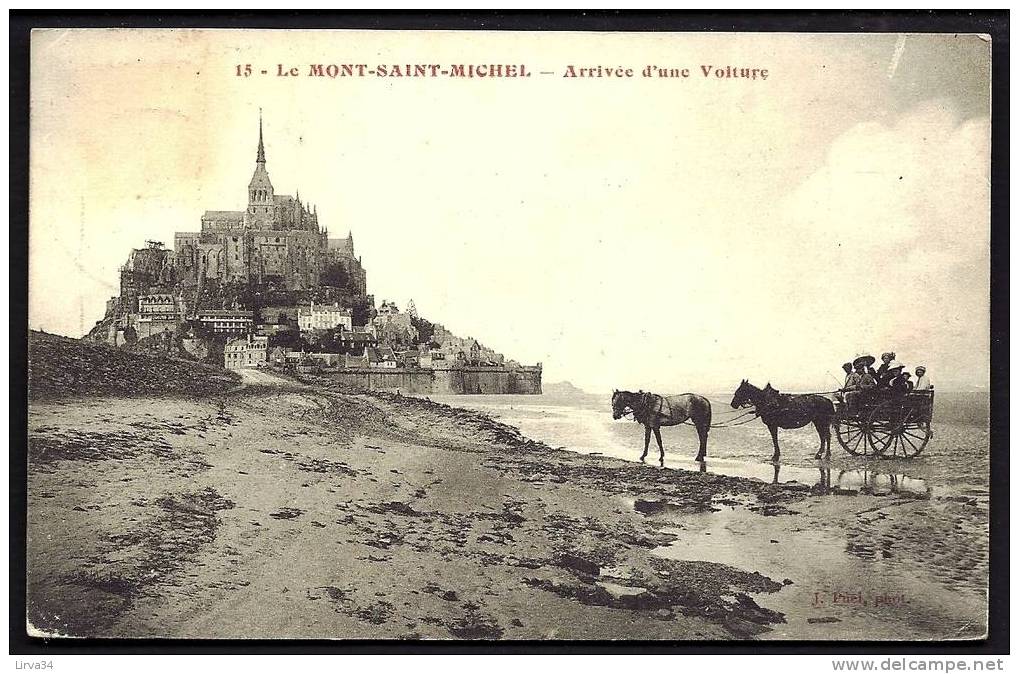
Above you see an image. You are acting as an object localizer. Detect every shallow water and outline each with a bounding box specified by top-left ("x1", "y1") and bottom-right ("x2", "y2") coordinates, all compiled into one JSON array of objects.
[
  {"x1": 647, "y1": 505, "x2": 987, "y2": 640},
  {"x1": 421, "y1": 390, "x2": 990, "y2": 640},
  {"x1": 422, "y1": 392, "x2": 989, "y2": 497}
]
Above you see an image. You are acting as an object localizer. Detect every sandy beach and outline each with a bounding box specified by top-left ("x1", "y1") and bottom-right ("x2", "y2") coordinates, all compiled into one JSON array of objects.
[{"x1": 26, "y1": 368, "x2": 988, "y2": 640}]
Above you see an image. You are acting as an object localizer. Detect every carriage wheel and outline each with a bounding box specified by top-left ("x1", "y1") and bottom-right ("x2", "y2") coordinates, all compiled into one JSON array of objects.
[
  {"x1": 867, "y1": 400, "x2": 932, "y2": 459},
  {"x1": 834, "y1": 408, "x2": 879, "y2": 456}
]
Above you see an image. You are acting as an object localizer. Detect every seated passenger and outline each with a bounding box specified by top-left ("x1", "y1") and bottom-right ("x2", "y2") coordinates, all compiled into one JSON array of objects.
[
  {"x1": 835, "y1": 362, "x2": 854, "y2": 402},
  {"x1": 876, "y1": 352, "x2": 904, "y2": 387},
  {"x1": 844, "y1": 362, "x2": 872, "y2": 411},
  {"x1": 841, "y1": 362, "x2": 853, "y2": 387},
  {"x1": 914, "y1": 366, "x2": 933, "y2": 391},
  {"x1": 860, "y1": 368, "x2": 877, "y2": 392},
  {"x1": 891, "y1": 372, "x2": 914, "y2": 394}
]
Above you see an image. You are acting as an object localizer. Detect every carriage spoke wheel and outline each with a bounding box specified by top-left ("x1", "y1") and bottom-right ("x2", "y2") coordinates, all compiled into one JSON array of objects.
[
  {"x1": 834, "y1": 408, "x2": 877, "y2": 456},
  {"x1": 868, "y1": 399, "x2": 931, "y2": 459}
]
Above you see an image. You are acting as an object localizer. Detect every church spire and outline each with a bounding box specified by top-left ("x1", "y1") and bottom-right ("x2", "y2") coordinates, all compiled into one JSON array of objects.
[
  {"x1": 247, "y1": 108, "x2": 274, "y2": 224},
  {"x1": 256, "y1": 108, "x2": 266, "y2": 164}
]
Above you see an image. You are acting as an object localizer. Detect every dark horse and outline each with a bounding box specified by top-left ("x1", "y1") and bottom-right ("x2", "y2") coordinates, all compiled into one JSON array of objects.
[
  {"x1": 611, "y1": 390, "x2": 712, "y2": 465},
  {"x1": 730, "y1": 380, "x2": 835, "y2": 462}
]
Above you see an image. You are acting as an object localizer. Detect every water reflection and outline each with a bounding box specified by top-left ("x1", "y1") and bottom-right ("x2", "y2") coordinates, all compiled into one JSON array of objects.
[
  {"x1": 819, "y1": 466, "x2": 931, "y2": 498},
  {"x1": 784, "y1": 464, "x2": 930, "y2": 498},
  {"x1": 688, "y1": 458, "x2": 931, "y2": 498}
]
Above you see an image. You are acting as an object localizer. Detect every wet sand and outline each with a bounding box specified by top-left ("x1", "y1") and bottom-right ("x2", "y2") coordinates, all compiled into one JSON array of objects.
[{"x1": 26, "y1": 371, "x2": 988, "y2": 640}]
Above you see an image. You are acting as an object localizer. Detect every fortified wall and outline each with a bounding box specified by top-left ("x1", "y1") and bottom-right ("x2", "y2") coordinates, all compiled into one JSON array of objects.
[{"x1": 319, "y1": 365, "x2": 542, "y2": 395}]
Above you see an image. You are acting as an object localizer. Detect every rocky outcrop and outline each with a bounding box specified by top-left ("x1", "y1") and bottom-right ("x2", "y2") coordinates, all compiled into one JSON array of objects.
[{"x1": 28, "y1": 331, "x2": 240, "y2": 399}]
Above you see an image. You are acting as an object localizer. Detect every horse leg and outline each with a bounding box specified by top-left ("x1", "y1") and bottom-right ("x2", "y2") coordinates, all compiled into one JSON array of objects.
[
  {"x1": 653, "y1": 427, "x2": 665, "y2": 466},
  {"x1": 813, "y1": 420, "x2": 825, "y2": 460},
  {"x1": 640, "y1": 425, "x2": 651, "y2": 463},
  {"x1": 768, "y1": 424, "x2": 781, "y2": 463},
  {"x1": 824, "y1": 420, "x2": 832, "y2": 460},
  {"x1": 813, "y1": 418, "x2": 832, "y2": 460},
  {"x1": 695, "y1": 422, "x2": 708, "y2": 461}
]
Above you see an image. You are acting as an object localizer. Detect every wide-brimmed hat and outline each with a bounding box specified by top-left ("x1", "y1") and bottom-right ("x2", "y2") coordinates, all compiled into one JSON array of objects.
[
  {"x1": 915, "y1": 365, "x2": 926, "y2": 373},
  {"x1": 853, "y1": 355, "x2": 876, "y2": 369},
  {"x1": 881, "y1": 351, "x2": 897, "y2": 361}
]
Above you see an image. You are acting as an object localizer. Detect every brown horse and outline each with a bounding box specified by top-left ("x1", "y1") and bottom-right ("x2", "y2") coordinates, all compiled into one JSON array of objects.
[
  {"x1": 611, "y1": 390, "x2": 712, "y2": 465},
  {"x1": 730, "y1": 380, "x2": 834, "y2": 463}
]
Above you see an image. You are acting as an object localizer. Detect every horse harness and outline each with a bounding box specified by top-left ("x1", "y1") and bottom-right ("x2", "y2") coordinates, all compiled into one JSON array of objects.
[{"x1": 635, "y1": 391, "x2": 659, "y2": 423}]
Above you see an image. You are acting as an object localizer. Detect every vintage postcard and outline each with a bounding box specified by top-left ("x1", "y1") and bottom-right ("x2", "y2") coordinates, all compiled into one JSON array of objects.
[{"x1": 26, "y1": 28, "x2": 992, "y2": 641}]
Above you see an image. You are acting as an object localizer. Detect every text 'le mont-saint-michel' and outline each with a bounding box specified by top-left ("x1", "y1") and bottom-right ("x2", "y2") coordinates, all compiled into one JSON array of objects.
[{"x1": 236, "y1": 63, "x2": 771, "y2": 80}]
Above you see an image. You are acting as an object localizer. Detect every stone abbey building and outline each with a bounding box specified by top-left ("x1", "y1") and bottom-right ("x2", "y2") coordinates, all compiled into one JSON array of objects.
[
  {"x1": 173, "y1": 115, "x2": 366, "y2": 294},
  {"x1": 89, "y1": 116, "x2": 369, "y2": 345}
]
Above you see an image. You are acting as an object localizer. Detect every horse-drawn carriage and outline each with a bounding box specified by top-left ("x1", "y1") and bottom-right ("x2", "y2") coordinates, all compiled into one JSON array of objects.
[
  {"x1": 832, "y1": 391, "x2": 934, "y2": 458},
  {"x1": 612, "y1": 375, "x2": 935, "y2": 465}
]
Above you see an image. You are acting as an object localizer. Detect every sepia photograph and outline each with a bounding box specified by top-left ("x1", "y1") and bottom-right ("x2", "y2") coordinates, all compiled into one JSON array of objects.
[{"x1": 17, "y1": 20, "x2": 1002, "y2": 649}]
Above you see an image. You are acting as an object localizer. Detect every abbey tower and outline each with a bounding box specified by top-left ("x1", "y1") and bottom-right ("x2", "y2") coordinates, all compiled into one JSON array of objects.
[{"x1": 173, "y1": 114, "x2": 366, "y2": 295}]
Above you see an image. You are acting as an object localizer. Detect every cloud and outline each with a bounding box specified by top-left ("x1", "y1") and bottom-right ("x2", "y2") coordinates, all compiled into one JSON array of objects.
[{"x1": 776, "y1": 101, "x2": 989, "y2": 389}]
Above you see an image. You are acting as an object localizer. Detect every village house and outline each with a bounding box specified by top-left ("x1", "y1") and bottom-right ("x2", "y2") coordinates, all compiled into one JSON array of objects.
[
  {"x1": 196, "y1": 309, "x2": 254, "y2": 336},
  {"x1": 369, "y1": 345, "x2": 398, "y2": 368},
  {"x1": 297, "y1": 302, "x2": 353, "y2": 332},
  {"x1": 224, "y1": 334, "x2": 268, "y2": 369},
  {"x1": 268, "y1": 346, "x2": 288, "y2": 367},
  {"x1": 284, "y1": 350, "x2": 307, "y2": 365},
  {"x1": 397, "y1": 349, "x2": 421, "y2": 368},
  {"x1": 340, "y1": 352, "x2": 370, "y2": 368},
  {"x1": 133, "y1": 293, "x2": 183, "y2": 339},
  {"x1": 372, "y1": 300, "x2": 418, "y2": 346},
  {"x1": 256, "y1": 322, "x2": 297, "y2": 339},
  {"x1": 306, "y1": 352, "x2": 342, "y2": 367},
  {"x1": 335, "y1": 328, "x2": 377, "y2": 354},
  {"x1": 418, "y1": 348, "x2": 443, "y2": 369}
]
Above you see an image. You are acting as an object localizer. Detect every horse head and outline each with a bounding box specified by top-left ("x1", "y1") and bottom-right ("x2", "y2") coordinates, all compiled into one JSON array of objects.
[
  {"x1": 763, "y1": 382, "x2": 785, "y2": 404},
  {"x1": 611, "y1": 389, "x2": 630, "y2": 419},
  {"x1": 731, "y1": 379, "x2": 754, "y2": 409}
]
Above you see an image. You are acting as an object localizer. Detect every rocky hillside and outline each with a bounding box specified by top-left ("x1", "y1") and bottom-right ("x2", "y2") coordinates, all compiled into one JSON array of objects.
[{"x1": 29, "y1": 331, "x2": 241, "y2": 399}]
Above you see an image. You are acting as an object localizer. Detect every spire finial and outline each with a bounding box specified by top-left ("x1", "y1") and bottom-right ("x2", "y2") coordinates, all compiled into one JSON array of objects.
[{"x1": 256, "y1": 108, "x2": 266, "y2": 163}]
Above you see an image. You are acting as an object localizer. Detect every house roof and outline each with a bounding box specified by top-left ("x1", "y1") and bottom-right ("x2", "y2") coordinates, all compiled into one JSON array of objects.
[
  {"x1": 297, "y1": 305, "x2": 352, "y2": 316},
  {"x1": 202, "y1": 210, "x2": 244, "y2": 221},
  {"x1": 197, "y1": 310, "x2": 253, "y2": 318},
  {"x1": 341, "y1": 331, "x2": 374, "y2": 341},
  {"x1": 368, "y1": 346, "x2": 396, "y2": 361}
]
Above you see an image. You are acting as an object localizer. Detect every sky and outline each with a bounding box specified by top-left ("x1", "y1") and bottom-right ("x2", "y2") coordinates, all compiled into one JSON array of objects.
[{"x1": 29, "y1": 30, "x2": 991, "y2": 393}]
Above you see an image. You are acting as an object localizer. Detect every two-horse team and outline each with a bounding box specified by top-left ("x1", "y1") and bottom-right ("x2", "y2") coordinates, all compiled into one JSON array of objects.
[{"x1": 610, "y1": 381, "x2": 835, "y2": 466}]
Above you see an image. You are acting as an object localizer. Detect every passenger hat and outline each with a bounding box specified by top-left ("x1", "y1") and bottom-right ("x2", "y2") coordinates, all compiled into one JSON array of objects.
[{"x1": 853, "y1": 355, "x2": 876, "y2": 369}]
